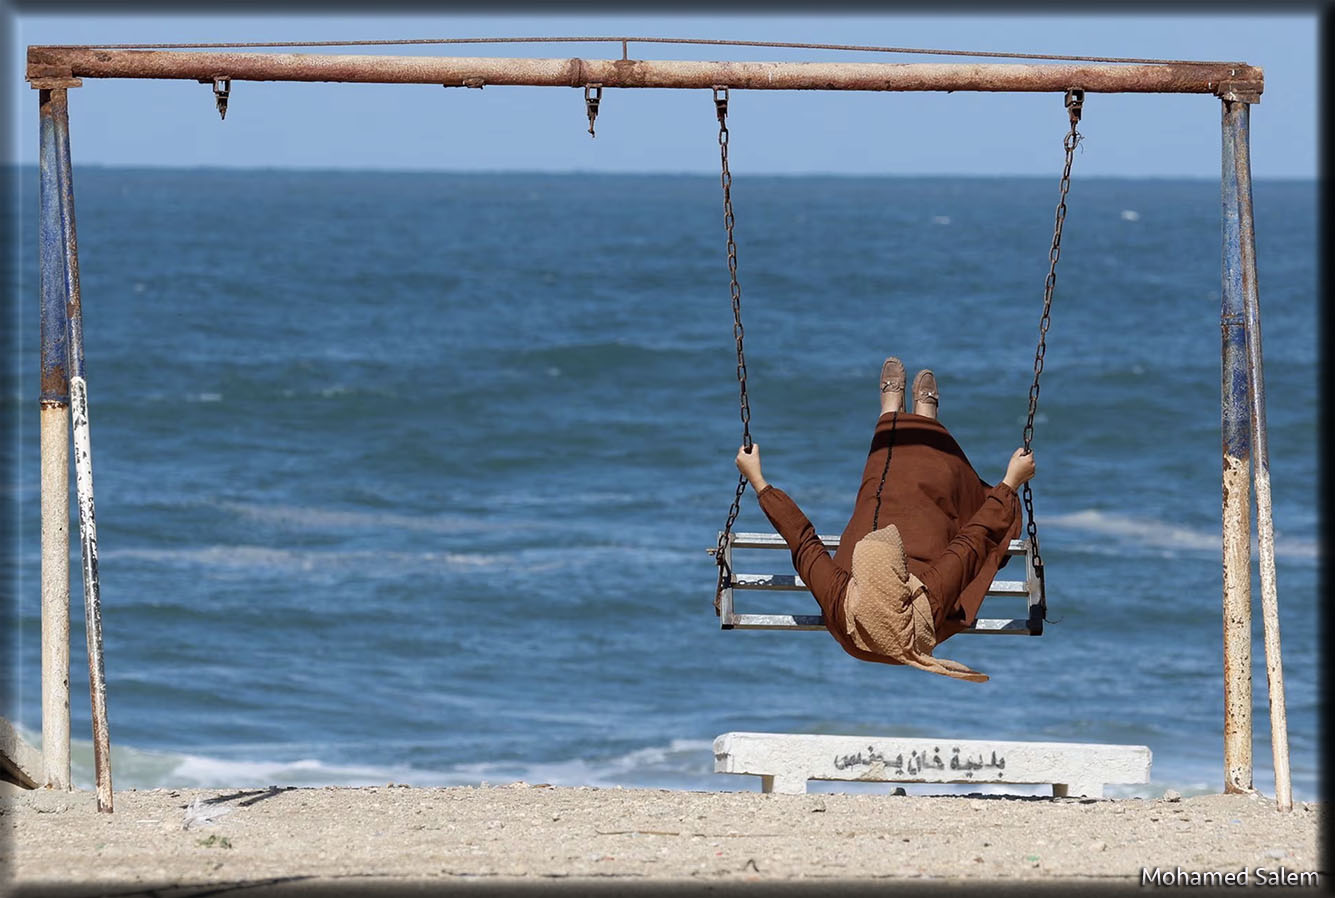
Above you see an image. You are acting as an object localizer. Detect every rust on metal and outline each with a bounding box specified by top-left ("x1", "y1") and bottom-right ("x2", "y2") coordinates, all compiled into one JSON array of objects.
[
  {"x1": 1230, "y1": 99, "x2": 1292, "y2": 814},
  {"x1": 26, "y1": 47, "x2": 1262, "y2": 95},
  {"x1": 28, "y1": 62, "x2": 81, "y2": 90},
  {"x1": 20, "y1": 35, "x2": 1246, "y2": 67},
  {"x1": 1219, "y1": 98, "x2": 1254, "y2": 797},
  {"x1": 1217, "y1": 80, "x2": 1263, "y2": 104},
  {"x1": 38, "y1": 359, "x2": 68, "y2": 402}
]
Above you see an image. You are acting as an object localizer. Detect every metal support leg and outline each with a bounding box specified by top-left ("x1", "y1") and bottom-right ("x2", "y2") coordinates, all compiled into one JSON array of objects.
[
  {"x1": 1228, "y1": 100, "x2": 1292, "y2": 813},
  {"x1": 1219, "y1": 98, "x2": 1253, "y2": 797},
  {"x1": 49, "y1": 87, "x2": 113, "y2": 813},
  {"x1": 38, "y1": 89, "x2": 71, "y2": 792}
]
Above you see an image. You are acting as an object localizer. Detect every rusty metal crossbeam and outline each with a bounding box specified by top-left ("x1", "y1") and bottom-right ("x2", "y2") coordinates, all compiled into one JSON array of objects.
[{"x1": 27, "y1": 47, "x2": 1262, "y2": 97}]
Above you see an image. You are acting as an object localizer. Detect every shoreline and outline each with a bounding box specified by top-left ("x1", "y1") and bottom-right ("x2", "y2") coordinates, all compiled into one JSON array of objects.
[{"x1": 4, "y1": 782, "x2": 1321, "y2": 891}]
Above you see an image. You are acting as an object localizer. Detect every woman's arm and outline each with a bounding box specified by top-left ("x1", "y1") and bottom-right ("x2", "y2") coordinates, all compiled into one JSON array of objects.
[
  {"x1": 733, "y1": 444, "x2": 850, "y2": 626},
  {"x1": 1002, "y1": 447, "x2": 1036, "y2": 491},
  {"x1": 918, "y1": 448, "x2": 1033, "y2": 623},
  {"x1": 734, "y1": 444, "x2": 768, "y2": 494}
]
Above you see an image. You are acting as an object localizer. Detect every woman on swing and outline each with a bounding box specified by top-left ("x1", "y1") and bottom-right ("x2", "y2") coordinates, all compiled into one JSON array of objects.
[{"x1": 733, "y1": 357, "x2": 1036, "y2": 683}]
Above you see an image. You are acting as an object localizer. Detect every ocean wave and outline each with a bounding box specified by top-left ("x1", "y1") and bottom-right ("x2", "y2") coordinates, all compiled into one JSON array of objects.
[
  {"x1": 98, "y1": 543, "x2": 699, "y2": 577},
  {"x1": 12, "y1": 725, "x2": 1302, "y2": 800},
  {"x1": 55, "y1": 732, "x2": 721, "y2": 791},
  {"x1": 1045, "y1": 509, "x2": 1318, "y2": 562},
  {"x1": 217, "y1": 502, "x2": 512, "y2": 535},
  {"x1": 217, "y1": 498, "x2": 641, "y2": 532},
  {"x1": 100, "y1": 545, "x2": 506, "y2": 573}
]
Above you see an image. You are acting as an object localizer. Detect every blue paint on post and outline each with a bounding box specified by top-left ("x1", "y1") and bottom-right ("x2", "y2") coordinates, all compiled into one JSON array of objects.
[
  {"x1": 1233, "y1": 101, "x2": 1271, "y2": 477},
  {"x1": 46, "y1": 86, "x2": 114, "y2": 810},
  {"x1": 38, "y1": 91, "x2": 69, "y2": 406},
  {"x1": 1220, "y1": 101, "x2": 1249, "y2": 461},
  {"x1": 51, "y1": 91, "x2": 85, "y2": 383}
]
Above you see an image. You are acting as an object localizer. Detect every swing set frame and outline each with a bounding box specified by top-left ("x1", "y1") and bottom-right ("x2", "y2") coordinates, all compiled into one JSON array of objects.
[{"x1": 24, "y1": 41, "x2": 1286, "y2": 813}]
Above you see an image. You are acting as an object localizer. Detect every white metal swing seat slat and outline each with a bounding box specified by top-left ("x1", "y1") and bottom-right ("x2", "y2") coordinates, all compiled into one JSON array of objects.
[{"x1": 718, "y1": 532, "x2": 1044, "y2": 635}]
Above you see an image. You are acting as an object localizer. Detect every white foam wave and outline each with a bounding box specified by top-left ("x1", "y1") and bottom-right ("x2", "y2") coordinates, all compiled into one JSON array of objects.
[
  {"x1": 100, "y1": 545, "x2": 506, "y2": 573},
  {"x1": 17, "y1": 725, "x2": 1306, "y2": 801},
  {"x1": 99, "y1": 542, "x2": 697, "y2": 577},
  {"x1": 440, "y1": 739, "x2": 718, "y2": 789},
  {"x1": 168, "y1": 754, "x2": 452, "y2": 788},
  {"x1": 218, "y1": 502, "x2": 513, "y2": 535},
  {"x1": 61, "y1": 734, "x2": 718, "y2": 790},
  {"x1": 140, "y1": 391, "x2": 225, "y2": 403},
  {"x1": 1046, "y1": 509, "x2": 1318, "y2": 562}
]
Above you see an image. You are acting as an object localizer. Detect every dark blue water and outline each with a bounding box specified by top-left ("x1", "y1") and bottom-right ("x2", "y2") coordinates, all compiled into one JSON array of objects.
[{"x1": 5, "y1": 169, "x2": 1319, "y2": 798}]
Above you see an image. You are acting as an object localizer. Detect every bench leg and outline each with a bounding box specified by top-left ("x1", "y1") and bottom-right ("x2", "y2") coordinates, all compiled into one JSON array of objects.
[
  {"x1": 1053, "y1": 781, "x2": 1104, "y2": 798},
  {"x1": 760, "y1": 774, "x2": 807, "y2": 795}
]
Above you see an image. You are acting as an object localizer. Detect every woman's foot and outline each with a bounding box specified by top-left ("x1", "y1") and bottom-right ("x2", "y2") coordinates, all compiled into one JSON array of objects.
[
  {"x1": 879, "y1": 357, "x2": 906, "y2": 415},
  {"x1": 912, "y1": 369, "x2": 939, "y2": 419}
]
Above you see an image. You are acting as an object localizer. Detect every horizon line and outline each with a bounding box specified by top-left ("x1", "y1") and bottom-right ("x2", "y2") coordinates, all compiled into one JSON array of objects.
[{"x1": 0, "y1": 162, "x2": 1316, "y2": 182}]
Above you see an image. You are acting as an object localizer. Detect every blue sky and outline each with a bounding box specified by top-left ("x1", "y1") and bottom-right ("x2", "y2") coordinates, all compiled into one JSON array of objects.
[{"x1": 8, "y1": 12, "x2": 1318, "y2": 177}]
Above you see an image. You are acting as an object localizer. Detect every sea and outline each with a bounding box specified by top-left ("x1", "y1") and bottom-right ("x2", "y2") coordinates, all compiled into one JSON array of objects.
[{"x1": 3, "y1": 168, "x2": 1319, "y2": 800}]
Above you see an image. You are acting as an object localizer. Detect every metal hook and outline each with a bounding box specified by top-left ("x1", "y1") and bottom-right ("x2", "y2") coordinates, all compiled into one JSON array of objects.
[
  {"x1": 213, "y1": 77, "x2": 230, "y2": 121},
  {"x1": 1064, "y1": 88, "x2": 1084, "y2": 124},
  {"x1": 584, "y1": 84, "x2": 602, "y2": 138},
  {"x1": 713, "y1": 85, "x2": 729, "y2": 125}
]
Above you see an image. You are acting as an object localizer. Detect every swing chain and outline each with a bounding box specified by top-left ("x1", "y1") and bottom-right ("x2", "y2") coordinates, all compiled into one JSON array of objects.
[
  {"x1": 1021, "y1": 87, "x2": 1083, "y2": 606},
  {"x1": 713, "y1": 85, "x2": 752, "y2": 614}
]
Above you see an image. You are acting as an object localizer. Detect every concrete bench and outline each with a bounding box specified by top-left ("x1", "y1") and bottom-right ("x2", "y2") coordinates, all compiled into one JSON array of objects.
[{"x1": 714, "y1": 732, "x2": 1152, "y2": 798}]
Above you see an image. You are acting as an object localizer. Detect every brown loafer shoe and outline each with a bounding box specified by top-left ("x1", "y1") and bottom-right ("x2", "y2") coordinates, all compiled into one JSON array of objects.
[
  {"x1": 912, "y1": 369, "x2": 939, "y2": 416},
  {"x1": 880, "y1": 357, "x2": 906, "y2": 411},
  {"x1": 880, "y1": 357, "x2": 906, "y2": 392}
]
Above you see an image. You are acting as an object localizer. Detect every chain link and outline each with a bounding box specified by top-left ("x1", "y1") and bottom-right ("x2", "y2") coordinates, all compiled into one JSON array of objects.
[
  {"x1": 713, "y1": 86, "x2": 753, "y2": 614},
  {"x1": 1022, "y1": 88, "x2": 1083, "y2": 617}
]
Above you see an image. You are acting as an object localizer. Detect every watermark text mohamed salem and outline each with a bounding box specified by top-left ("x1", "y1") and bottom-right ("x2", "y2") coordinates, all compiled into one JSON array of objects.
[{"x1": 1142, "y1": 867, "x2": 1319, "y2": 887}]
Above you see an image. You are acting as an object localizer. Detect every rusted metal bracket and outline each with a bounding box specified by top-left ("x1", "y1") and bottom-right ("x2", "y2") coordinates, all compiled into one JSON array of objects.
[
  {"x1": 584, "y1": 83, "x2": 602, "y2": 137},
  {"x1": 212, "y1": 77, "x2": 230, "y2": 119},
  {"x1": 28, "y1": 64, "x2": 81, "y2": 90},
  {"x1": 1214, "y1": 78, "x2": 1263, "y2": 104}
]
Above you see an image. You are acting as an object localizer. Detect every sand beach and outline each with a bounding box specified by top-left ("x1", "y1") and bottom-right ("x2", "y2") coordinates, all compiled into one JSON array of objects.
[{"x1": 3, "y1": 782, "x2": 1321, "y2": 894}]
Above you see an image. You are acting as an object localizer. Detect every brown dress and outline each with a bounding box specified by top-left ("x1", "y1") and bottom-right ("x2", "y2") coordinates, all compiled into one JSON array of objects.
[{"x1": 755, "y1": 411, "x2": 1022, "y2": 667}]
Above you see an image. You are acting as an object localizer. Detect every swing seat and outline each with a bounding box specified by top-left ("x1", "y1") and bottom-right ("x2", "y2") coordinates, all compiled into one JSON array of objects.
[{"x1": 716, "y1": 532, "x2": 1044, "y2": 636}]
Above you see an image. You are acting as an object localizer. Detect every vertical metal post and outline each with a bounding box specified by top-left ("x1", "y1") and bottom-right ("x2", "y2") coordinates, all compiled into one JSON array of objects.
[
  {"x1": 38, "y1": 88, "x2": 72, "y2": 792},
  {"x1": 1229, "y1": 100, "x2": 1292, "y2": 813},
  {"x1": 50, "y1": 87, "x2": 113, "y2": 813},
  {"x1": 1219, "y1": 98, "x2": 1253, "y2": 796}
]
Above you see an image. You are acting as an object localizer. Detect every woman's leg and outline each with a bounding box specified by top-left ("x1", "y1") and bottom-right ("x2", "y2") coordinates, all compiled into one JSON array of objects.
[
  {"x1": 912, "y1": 369, "x2": 939, "y2": 420},
  {"x1": 880, "y1": 357, "x2": 906, "y2": 418}
]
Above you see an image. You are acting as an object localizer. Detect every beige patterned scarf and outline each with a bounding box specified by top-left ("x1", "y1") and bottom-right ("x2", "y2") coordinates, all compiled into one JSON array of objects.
[{"x1": 843, "y1": 525, "x2": 988, "y2": 682}]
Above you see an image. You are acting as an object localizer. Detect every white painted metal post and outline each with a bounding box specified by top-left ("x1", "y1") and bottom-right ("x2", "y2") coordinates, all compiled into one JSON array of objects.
[
  {"x1": 37, "y1": 87, "x2": 72, "y2": 791},
  {"x1": 1219, "y1": 98, "x2": 1253, "y2": 796},
  {"x1": 1229, "y1": 100, "x2": 1292, "y2": 813},
  {"x1": 50, "y1": 86, "x2": 114, "y2": 813}
]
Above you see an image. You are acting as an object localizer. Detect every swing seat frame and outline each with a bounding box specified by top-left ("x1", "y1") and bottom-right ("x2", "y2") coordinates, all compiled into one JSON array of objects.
[{"x1": 716, "y1": 532, "x2": 1044, "y2": 636}]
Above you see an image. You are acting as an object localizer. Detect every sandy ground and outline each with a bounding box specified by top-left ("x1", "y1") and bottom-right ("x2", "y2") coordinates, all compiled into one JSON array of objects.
[{"x1": 2, "y1": 782, "x2": 1322, "y2": 895}]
